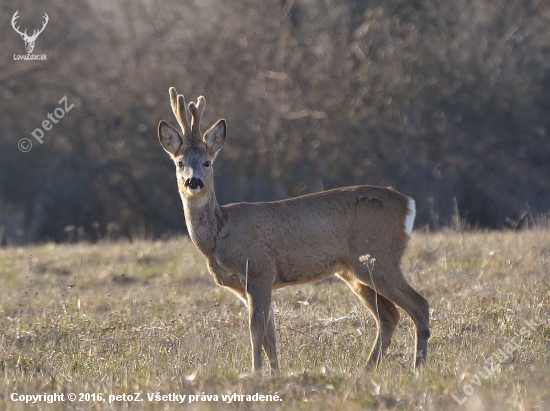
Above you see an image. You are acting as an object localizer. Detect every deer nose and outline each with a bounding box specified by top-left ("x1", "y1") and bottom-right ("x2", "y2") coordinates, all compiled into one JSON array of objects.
[{"x1": 184, "y1": 177, "x2": 204, "y2": 190}]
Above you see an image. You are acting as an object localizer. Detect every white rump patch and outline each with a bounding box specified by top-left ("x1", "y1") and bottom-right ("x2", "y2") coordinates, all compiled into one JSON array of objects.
[{"x1": 405, "y1": 199, "x2": 416, "y2": 237}]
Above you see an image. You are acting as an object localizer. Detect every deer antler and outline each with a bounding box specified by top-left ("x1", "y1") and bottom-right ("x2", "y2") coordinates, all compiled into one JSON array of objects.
[
  {"x1": 169, "y1": 87, "x2": 206, "y2": 144},
  {"x1": 11, "y1": 11, "x2": 28, "y2": 38},
  {"x1": 169, "y1": 87, "x2": 191, "y2": 135},
  {"x1": 28, "y1": 13, "x2": 49, "y2": 41},
  {"x1": 188, "y1": 96, "x2": 206, "y2": 140}
]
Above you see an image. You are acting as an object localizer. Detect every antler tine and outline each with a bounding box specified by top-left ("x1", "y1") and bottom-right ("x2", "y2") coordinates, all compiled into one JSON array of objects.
[
  {"x1": 169, "y1": 87, "x2": 191, "y2": 134},
  {"x1": 36, "y1": 13, "x2": 49, "y2": 35},
  {"x1": 11, "y1": 10, "x2": 19, "y2": 27},
  {"x1": 11, "y1": 10, "x2": 27, "y2": 36},
  {"x1": 26, "y1": 13, "x2": 48, "y2": 40},
  {"x1": 188, "y1": 96, "x2": 206, "y2": 139}
]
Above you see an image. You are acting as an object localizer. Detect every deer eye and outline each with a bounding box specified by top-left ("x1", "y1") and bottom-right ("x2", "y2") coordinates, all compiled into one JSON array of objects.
[
  {"x1": 203, "y1": 161, "x2": 211, "y2": 168},
  {"x1": 177, "y1": 161, "x2": 184, "y2": 168}
]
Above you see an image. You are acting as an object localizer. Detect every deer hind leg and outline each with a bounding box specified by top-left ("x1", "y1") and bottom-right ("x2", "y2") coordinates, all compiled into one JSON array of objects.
[
  {"x1": 337, "y1": 271, "x2": 400, "y2": 369},
  {"x1": 263, "y1": 306, "x2": 279, "y2": 372},
  {"x1": 246, "y1": 279, "x2": 277, "y2": 372},
  {"x1": 348, "y1": 260, "x2": 430, "y2": 369}
]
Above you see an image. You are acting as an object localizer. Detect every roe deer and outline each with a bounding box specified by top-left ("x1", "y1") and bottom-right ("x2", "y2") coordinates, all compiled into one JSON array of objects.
[{"x1": 158, "y1": 87, "x2": 430, "y2": 372}]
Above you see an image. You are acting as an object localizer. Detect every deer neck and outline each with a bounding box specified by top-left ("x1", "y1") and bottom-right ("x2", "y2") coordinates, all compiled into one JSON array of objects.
[{"x1": 182, "y1": 189, "x2": 224, "y2": 255}]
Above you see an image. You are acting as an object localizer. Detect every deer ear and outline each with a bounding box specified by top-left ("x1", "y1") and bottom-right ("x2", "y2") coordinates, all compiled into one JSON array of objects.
[
  {"x1": 204, "y1": 119, "x2": 226, "y2": 158},
  {"x1": 158, "y1": 120, "x2": 182, "y2": 156}
]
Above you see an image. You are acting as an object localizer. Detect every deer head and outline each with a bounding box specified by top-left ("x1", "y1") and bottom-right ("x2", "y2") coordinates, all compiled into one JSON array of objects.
[
  {"x1": 12, "y1": 11, "x2": 49, "y2": 54},
  {"x1": 158, "y1": 87, "x2": 226, "y2": 198}
]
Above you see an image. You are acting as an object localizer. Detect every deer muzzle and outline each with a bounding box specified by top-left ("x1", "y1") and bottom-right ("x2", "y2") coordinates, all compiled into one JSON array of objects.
[{"x1": 184, "y1": 177, "x2": 204, "y2": 190}]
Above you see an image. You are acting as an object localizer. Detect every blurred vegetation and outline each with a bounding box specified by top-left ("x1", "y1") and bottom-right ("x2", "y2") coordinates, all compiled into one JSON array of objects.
[{"x1": 1, "y1": 0, "x2": 549, "y2": 243}]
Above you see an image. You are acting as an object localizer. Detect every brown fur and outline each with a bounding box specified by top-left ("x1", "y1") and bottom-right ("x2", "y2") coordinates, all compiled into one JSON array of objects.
[{"x1": 158, "y1": 88, "x2": 430, "y2": 372}]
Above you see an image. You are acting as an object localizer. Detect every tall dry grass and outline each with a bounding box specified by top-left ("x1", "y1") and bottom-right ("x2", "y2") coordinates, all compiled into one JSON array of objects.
[{"x1": 0, "y1": 230, "x2": 548, "y2": 410}]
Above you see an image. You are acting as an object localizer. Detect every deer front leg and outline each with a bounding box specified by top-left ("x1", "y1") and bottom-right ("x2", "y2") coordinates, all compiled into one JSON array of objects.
[
  {"x1": 226, "y1": 284, "x2": 278, "y2": 372},
  {"x1": 247, "y1": 279, "x2": 274, "y2": 373}
]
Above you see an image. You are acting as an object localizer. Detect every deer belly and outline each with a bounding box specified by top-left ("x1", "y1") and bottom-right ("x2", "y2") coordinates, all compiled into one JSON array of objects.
[{"x1": 273, "y1": 259, "x2": 348, "y2": 288}]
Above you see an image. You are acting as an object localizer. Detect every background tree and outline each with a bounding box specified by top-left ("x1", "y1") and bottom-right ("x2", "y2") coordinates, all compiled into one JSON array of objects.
[{"x1": 1, "y1": 0, "x2": 549, "y2": 244}]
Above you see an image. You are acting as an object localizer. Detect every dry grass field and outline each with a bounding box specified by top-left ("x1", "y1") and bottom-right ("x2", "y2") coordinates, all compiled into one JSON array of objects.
[{"x1": 0, "y1": 230, "x2": 549, "y2": 410}]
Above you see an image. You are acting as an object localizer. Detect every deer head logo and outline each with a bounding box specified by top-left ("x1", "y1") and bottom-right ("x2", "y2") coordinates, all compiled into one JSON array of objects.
[{"x1": 11, "y1": 11, "x2": 49, "y2": 54}]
